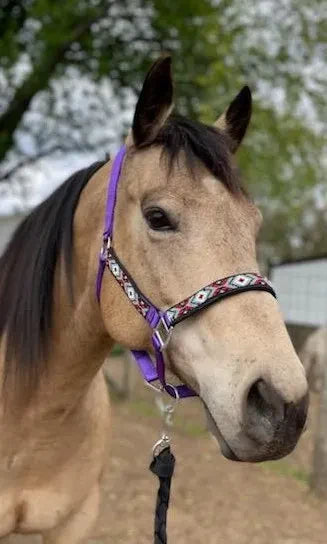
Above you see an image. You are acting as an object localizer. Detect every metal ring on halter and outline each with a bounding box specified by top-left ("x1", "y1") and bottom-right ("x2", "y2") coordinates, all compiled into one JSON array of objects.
[
  {"x1": 165, "y1": 383, "x2": 180, "y2": 400},
  {"x1": 145, "y1": 380, "x2": 181, "y2": 400},
  {"x1": 145, "y1": 381, "x2": 165, "y2": 394}
]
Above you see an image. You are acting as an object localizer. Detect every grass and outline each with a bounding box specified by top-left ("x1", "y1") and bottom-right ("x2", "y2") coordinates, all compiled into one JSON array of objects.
[
  {"x1": 126, "y1": 398, "x2": 206, "y2": 438},
  {"x1": 110, "y1": 344, "x2": 124, "y2": 356},
  {"x1": 262, "y1": 460, "x2": 310, "y2": 485}
]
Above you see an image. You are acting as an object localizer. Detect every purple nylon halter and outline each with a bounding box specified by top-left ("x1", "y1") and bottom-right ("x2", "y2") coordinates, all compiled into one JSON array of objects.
[{"x1": 96, "y1": 146, "x2": 276, "y2": 399}]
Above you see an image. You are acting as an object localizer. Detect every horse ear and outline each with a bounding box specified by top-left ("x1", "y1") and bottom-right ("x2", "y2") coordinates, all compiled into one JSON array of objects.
[
  {"x1": 214, "y1": 86, "x2": 252, "y2": 153},
  {"x1": 131, "y1": 56, "x2": 174, "y2": 147}
]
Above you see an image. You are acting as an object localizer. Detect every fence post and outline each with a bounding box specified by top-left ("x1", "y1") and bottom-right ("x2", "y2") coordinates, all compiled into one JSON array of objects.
[{"x1": 311, "y1": 332, "x2": 327, "y2": 497}]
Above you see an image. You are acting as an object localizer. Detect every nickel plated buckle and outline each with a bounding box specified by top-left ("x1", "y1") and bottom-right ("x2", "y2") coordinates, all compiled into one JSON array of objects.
[
  {"x1": 100, "y1": 236, "x2": 111, "y2": 261},
  {"x1": 153, "y1": 316, "x2": 172, "y2": 351}
]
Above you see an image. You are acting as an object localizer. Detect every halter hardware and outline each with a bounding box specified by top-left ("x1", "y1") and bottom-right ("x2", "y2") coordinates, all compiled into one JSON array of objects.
[
  {"x1": 153, "y1": 316, "x2": 172, "y2": 351},
  {"x1": 96, "y1": 145, "x2": 277, "y2": 398},
  {"x1": 100, "y1": 236, "x2": 111, "y2": 261}
]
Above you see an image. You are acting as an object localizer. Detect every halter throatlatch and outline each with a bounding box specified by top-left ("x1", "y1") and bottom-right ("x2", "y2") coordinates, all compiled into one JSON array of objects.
[{"x1": 96, "y1": 145, "x2": 276, "y2": 398}]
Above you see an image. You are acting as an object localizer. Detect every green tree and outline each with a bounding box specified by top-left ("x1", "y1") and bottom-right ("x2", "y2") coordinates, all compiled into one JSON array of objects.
[
  {"x1": 0, "y1": 0, "x2": 326, "y2": 260},
  {"x1": 0, "y1": 0, "x2": 222, "y2": 165},
  {"x1": 196, "y1": 0, "x2": 327, "y2": 261}
]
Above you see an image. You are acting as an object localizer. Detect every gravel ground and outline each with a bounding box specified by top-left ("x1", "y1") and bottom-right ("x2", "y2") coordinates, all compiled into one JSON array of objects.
[{"x1": 3, "y1": 384, "x2": 327, "y2": 544}]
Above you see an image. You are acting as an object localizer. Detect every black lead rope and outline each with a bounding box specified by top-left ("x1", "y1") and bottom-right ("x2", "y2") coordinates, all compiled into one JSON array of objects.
[{"x1": 150, "y1": 446, "x2": 176, "y2": 544}]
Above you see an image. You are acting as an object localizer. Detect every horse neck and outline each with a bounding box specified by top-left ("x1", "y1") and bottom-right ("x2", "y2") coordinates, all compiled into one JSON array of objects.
[{"x1": 37, "y1": 162, "x2": 113, "y2": 410}]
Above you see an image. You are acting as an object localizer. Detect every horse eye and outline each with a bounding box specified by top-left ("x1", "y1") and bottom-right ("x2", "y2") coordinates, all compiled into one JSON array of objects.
[{"x1": 144, "y1": 207, "x2": 174, "y2": 231}]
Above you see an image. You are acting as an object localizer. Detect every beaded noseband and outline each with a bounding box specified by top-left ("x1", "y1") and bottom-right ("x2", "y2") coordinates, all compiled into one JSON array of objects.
[{"x1": 96, "y1": 145, "x2": 276, "y2": 398}]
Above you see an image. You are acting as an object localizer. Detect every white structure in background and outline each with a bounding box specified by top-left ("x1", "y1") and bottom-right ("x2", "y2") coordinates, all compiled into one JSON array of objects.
[
  {"x1": 0, "y1": 214, "x2": 24, "y2": 255},
  {"x1": 270, "y1": 257, "x2": 327, "y2": 327},
  {"x1": 270, "y1": 257, "x2": 327, "y2": 393}
]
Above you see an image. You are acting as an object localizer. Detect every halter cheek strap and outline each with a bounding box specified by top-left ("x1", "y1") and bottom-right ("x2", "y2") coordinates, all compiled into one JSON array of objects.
[{"x1": 96, "y1": 146, "x2": 277, "y2": 399}]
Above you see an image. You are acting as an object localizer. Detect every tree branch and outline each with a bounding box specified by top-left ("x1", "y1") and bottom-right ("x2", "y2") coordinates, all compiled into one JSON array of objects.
[
  {"x1": 0, "y1": 13, "x2": 105, "y2": 163},
  {"x1": 0, "y1": 146, "x2": 69, "y2": 182},
  {"x1": 0, "y1": 136, "x2": 112, "y2": 183}
]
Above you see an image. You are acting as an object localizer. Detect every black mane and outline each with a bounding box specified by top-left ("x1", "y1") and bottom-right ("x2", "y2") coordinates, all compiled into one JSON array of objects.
[
  {"x1": 154, "y1": 115, "x2": 242, "y2": 193},
  {"x1": 0, "y1": 115, "x2": 242, "y2": 394},
  {"x1": 0, "y1": 160, "x2": 106, "y2": 391}
]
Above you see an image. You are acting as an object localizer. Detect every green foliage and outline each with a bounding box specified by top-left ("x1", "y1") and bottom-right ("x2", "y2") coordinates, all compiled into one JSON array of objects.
[
  {"x1": 111, "y1": 344, "x2": 124, "y2": 357},
  {"x1": 262, "y1": 460, "x2": 310, "y2": 486},
  {"x1": 0, "y1": 0, "x2": 326, "y2": 260},
  {"x1": 125, "y1": 398, "x2": 206, "y2": 437}
]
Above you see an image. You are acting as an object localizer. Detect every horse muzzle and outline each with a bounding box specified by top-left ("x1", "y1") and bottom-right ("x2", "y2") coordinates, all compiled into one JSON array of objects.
[{"x1": 204, "y1": 381, "x2": 309, "y2": 462}]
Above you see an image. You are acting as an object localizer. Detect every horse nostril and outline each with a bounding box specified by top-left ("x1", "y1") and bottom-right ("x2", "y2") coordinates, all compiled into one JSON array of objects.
[
  {"x1": 247, "y1": 379, "x2": 285, "y2": 429},
  {"x1": 284, "y1": 393, "x2": 309, "y2": 436},
  {"x1": 246, "y1": 379, "x2": 309, "y2": 447}
]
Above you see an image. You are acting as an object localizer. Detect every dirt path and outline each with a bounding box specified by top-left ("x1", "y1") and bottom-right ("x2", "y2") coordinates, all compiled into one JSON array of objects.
[{"x1": 6, "y1": 391, "x2": 327, "y2": 544}]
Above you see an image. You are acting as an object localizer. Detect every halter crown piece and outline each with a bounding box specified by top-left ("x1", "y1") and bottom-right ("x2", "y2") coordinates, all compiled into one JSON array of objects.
[{"x1": 96, "y1": 146, "x2": 276, "y2": 399}]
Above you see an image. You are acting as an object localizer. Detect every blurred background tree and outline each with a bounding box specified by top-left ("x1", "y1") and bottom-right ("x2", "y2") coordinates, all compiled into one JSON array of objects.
[{"x1": 0, "y1": 0, "x2": 326, "y2": 261}]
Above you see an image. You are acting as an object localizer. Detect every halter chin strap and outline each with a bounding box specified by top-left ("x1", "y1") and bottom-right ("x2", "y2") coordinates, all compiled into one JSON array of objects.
[{"x1": 96, "y1": 146, "x2": 277, "y2": 399}]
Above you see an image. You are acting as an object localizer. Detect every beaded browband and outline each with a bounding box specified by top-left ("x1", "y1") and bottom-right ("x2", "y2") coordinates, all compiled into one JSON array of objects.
[{"x1": 96, "y1": 146, "x2": 276, "y2": 398}]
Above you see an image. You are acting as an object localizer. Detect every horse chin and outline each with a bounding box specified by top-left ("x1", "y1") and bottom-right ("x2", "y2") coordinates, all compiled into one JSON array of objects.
[{"x1": 203, "y1": 404, "x2": 240, "y2": 462}]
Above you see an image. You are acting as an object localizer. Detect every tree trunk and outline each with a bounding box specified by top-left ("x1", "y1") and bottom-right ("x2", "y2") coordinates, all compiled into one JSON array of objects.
[
  {"x1": 311, "y1": 337, "x2": 327, "y2": 497},
  {"x1": 0, "y1": 16, "x2": 98, "y2": 164},
  {"x1": 0, "y1": 46, "x2": 69, "y2": 163}
]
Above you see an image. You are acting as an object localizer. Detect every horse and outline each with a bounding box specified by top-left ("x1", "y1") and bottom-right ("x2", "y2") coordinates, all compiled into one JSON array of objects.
[
  {"x1": 300, "y1": 327, "x2": 327, "y2": 393},
  {"x1": 0, "y1": 56, "x2": 308, "y2": 542}
]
